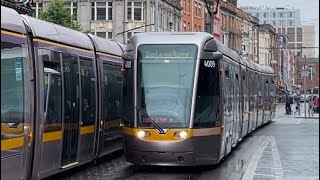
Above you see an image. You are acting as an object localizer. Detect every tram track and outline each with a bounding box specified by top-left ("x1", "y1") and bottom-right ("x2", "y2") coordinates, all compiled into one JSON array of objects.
[{"x1": 116, "y1": 165, "x2": 203, "y2": 180}]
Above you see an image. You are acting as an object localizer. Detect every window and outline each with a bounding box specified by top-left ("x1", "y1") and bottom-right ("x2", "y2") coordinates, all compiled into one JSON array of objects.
[
  {"x1": 159, "y1": 7, "x2": 163, "y2": 26},
  {"x1": 127, "y1": 31, "x2": 132, "y2": 39},
  {"x1": 287, "y1": 28, "x2": 295, "y2": 42},
  {"x1": 108, "y1": 32, "x2": 112, "y2": 40},
  {"x1": 66, "y1": 2, "x2": 77, "y2": 20},
  {"x1": 272, "y1": 20, "x2": 276, "y2": 26},
  {"x1": 288, "y1": 12, "x2": 293, "y2": 17},
  {"x1": 297, "y1": 43, "x2": 302, "y2": 48},
  {"x1": 287, "y1": 43, "x2": 295, "y2": 49},
  {"x1": 102, "y1": 64, "x2": 122, "y2": 122},
  {"x1": 272, "y1": 12, "x2": 276, "y2": 18},
  {"x1": 263, "y1": 20, "x2": 268, "y2": 24},
  {"x1": 127, "y1": 2, "x2": 144, "y2": 21},
  {"x1": 96, "y1": 32, "x2": 106, "y2": 39},
  {"x1": 194, "y1": 59, "x2": 220, "y2": 128},
  {"x1": 279, "y1": 12, "x2": 284, "y2": 18},
  {"x1": 80, "y1": 58, "x2": 95, "y2": 126},
  {"x1": 195, "y1": 3, "x2": 198, "y2": 17},
  {"x1": 289, "y1": 20, "x2": 294, "y2": 26},
  {"x1": 297, "y1": 28, "x2": 302, "y2": 42},
  {"x1": 41, "y1": 50, "x2": 62, "y2": 132},
  {"x1": 225, "y1": 69, "x2": 230, "y2": 78},
  {"x1": 31, "y1": 2, "x2": 43, "y2": 18},
  {"x1": 263, "y1": 12, "x2": 267, "y2": 18},
  {"x1": 91, "y1": 2, "x2": 113, "y2": 21},
  {"x1": 256, "y1": 12, "x2": 260, "y2": 17},
  {"x1": 1, "y1": 40, "x2": 25, "y2": 137}
]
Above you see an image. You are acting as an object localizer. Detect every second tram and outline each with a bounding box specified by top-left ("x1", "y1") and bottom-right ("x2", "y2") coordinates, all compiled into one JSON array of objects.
[{"x1": 121, "y1": 32, "x2": 276, "y2": 166}]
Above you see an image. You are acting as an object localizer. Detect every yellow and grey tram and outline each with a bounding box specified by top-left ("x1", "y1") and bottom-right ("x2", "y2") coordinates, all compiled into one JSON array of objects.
[
  {"x1": 121, "y1": 32, "x2": 277, "y2": 166},
  {"x1": 1, "y1": 6, "x2": 124, "y2": 180}
]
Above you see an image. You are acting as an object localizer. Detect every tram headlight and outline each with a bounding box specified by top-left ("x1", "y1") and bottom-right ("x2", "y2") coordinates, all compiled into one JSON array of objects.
[
  {"x1": 174, "y1": 131, "x2": 188, "y2": 139},
  {"x1": 137, "y1": 131, "x2": 151, "y2": 139}
]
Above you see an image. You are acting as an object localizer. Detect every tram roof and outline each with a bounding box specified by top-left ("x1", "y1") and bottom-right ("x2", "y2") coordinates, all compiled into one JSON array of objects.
[
  {"x1": 129, "y1": 32, "x2": 214, "y2": 46},
  {"x1": 21, "y1": 15, "x2": 94, "y2": 51},
  {"x1": 1, "y1": 6, "x2": 27, "y2": 34},
  {"x1": 215, "y1": 40, "x2": 240, "y2": 63},
  {"x1": 88, "y1": 34, "x2": 124, "y2": 56}
]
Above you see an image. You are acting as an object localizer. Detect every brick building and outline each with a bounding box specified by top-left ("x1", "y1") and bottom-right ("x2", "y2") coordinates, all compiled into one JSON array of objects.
[
  {"x1": 181, "y1": 0, "x2": 204, "y2": 32},
  {"x1": 296, "y1": 57, "x2": 319, "y2": 90}
]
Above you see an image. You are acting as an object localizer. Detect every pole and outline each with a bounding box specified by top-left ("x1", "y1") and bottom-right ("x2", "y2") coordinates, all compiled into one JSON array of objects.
[
  {"x1": 123, "y1": 0, "x2": 127, "y2": 44},
  {"x1": 304, "y1": 77, "x2": 306, "y2": 119},
  {"x1": 310, "y1": 67, "x2": 314, "y2": 116},
  {"x1": 154, "y1": 0, "x2": 159, "y2": 32}
]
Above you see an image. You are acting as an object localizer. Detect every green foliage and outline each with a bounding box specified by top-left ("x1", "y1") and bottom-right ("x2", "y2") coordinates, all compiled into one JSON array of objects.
[{"x1": 39, "y1": 0, "x2": 82, "y2": 31}]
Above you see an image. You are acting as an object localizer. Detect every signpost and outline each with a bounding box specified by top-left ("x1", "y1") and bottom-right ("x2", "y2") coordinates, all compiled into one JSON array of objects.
[
  {"x1": 301, "y1": 64, "x2": 309, "y2": 119},
  {"x1": 310, "y1": 67, "x2": 314, "y2": 117}
]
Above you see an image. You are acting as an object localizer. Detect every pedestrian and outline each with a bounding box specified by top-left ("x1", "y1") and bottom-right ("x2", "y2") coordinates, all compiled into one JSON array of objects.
[
  {"x1": 285, "y1": 94, "x2": 292, "y2": 114},
  {"x1": 294, "y1": 96, "x2": 301, "y2": 115},
  {"x1": 314, "y1": 96, "x2": 319, "y2": 113},
  {"x1": 308, "y1": 97, "x2": 313, "y2": 117}
]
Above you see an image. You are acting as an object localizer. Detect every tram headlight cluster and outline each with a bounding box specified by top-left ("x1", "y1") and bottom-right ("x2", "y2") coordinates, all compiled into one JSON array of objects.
[
  {"x1": 174, "y1": 131, "x2": 188, "y2": 139},
  {"x1": 137, "y1": 131, "x2": 151, "y2": 139}
]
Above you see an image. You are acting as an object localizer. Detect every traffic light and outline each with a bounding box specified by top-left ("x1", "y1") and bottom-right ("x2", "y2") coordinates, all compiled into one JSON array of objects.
[{"x1": 308, "y1": 68, "x2": 314, "y2": 80}]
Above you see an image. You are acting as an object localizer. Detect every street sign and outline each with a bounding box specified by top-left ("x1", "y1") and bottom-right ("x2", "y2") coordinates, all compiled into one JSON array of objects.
[
  {"x1": 301, "y1": 64, "x2": 309, "y2": 71},
  {"x1": 301, "y1": 70, "x2": 309, "y2": 78}
]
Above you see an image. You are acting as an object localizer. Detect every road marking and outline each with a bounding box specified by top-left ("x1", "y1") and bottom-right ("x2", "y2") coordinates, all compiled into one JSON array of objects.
[
  {"x1": 269, "y1": 136, "x2": 284, "y2": 178},
  {"x1": 241, "y1": 136, "x2": 270, "y2": 180},
  {"x1": 242, "y1": 136, "x2": 284, "y2": 180},
  {"x1": 254, "y1": 173, "x2": 282, "y2": 177}
]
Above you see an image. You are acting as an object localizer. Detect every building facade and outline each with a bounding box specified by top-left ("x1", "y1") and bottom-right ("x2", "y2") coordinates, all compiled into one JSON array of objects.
[
  {"x1": 302, "y1": 25, "x2": 316, "y2": 58},
  {"x1": 296, "y1": 57, "x2": 319, "y2": 90},
  {"x1": 241, "y1": 11, "x2": 259, "y2": 63},
  {"x1": 220, "y1": 1, "x2": 244, "y2": 54},
  {"x1": 241, "y1": 6, "x2": 316, "y2": 58},
  {"x1": 32, "y1": 0, "x2": 182, "y2": 43},
  {"x1": 181, "y1": 0, "x2": 204, "y2": 32},
  {"x1": 241, "y1": 7, "x2": 301, "y2": 27}
]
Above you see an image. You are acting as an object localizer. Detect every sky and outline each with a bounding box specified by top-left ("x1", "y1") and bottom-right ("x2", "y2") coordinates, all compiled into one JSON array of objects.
[{"x1": 238, "y1": 0, "x2": 319, "y2": 56}]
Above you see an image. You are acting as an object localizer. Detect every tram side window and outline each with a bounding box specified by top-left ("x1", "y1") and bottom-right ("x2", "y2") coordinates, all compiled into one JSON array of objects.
[
  {"x1": 103, "y1": 64, "x2": 122, "y2": 122},
  {"x1": 42, "y1": 50, "x2": 62, "y2": 132},
  {"x1": 1, "y1": 41, "x2": 25, "y2": 133},
  {"x1": 194, "y1": 60, "x2": 220, "y2": 128},
  {"x1": 80, "y1": 58, "x2": 95, "y2": 126}
]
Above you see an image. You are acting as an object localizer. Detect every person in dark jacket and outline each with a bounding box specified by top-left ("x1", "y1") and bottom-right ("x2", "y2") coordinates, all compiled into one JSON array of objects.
[{"x1": 285, "y1": 94, "x2": 292, "y2": 114}]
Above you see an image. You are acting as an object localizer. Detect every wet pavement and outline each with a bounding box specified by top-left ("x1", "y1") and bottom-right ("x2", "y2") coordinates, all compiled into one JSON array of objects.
[{"x1": 46, "y1": 104, "x2": 319, "y2": 180}]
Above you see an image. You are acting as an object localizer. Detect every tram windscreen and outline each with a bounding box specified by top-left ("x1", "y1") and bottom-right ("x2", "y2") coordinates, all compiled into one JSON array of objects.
[{"x1": 137, "y1": 44, "x2": 197, "y2": 128}]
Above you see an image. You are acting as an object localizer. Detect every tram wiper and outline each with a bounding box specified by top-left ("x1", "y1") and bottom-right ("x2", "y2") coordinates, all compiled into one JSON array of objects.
[{"x1": 136, "y1": 106, "x2": 165, "y2": 134}]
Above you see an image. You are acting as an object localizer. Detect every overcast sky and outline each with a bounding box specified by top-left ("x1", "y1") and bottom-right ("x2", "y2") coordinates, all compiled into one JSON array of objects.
[{"x1": 238, "y1": 0, "x2": 319, "y2": 56}]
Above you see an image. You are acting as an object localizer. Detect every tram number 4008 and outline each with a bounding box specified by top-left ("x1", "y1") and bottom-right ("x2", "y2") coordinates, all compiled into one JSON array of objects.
[{"x1": 203, "y1": 60, "x2": 216, "y2": 68}]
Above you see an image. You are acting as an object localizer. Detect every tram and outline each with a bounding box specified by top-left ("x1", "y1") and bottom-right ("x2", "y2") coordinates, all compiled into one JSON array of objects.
[
  {"x1": 121, "y1": 32, "x2": 276, "y2": 166},
  {"x1": 1, "y1": 6, "x2": 124, "y2": 180}
]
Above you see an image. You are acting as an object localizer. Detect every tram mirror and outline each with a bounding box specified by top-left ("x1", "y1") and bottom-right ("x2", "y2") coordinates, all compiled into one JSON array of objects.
[
  {"x1": 122, "y1": 52, "x2": 133, "y2": 60},
  {"x1": 212, "y1": 52, "x2": 223, "y2": 60}
]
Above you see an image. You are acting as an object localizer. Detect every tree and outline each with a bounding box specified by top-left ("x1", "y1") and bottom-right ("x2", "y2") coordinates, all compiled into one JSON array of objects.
[{"x1": 39, "y1": 0, "x2": 82, "y2": 31}]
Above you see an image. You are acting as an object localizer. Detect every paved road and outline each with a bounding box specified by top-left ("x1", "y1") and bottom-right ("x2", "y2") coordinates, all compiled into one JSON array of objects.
[{"x1": 46, "y1": 104, "x2": 319, "y2": 180}]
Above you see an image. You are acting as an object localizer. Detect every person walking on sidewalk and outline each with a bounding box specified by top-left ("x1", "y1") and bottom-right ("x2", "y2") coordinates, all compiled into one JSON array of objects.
[
  {"x1": 294, "y1": 96, "x2": 301, "y2": 115},
  {"x1": 285, "y1": 94, "x2": 292, "y2": 115},
  {"x1": 314, "y1": 96, "x2": 319, "y2": 113}
]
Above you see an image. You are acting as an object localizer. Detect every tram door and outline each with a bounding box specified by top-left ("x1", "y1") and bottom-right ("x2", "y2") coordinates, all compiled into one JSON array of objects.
[
  {"x1": 100, "y1": 63, "x2": 123, "y2": 154},
  {"x1": 61, "y1": 54, "x2": 80, "y2": 166}
]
